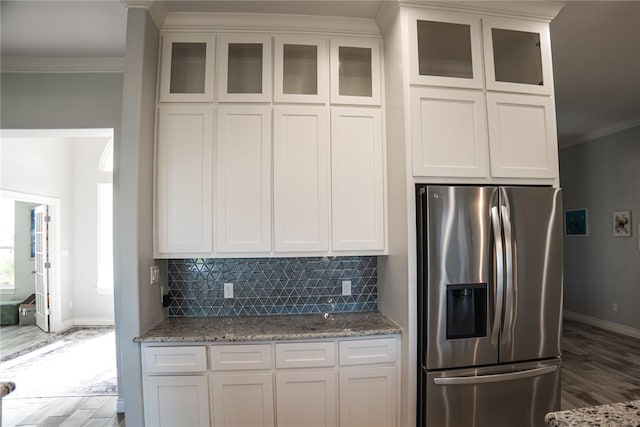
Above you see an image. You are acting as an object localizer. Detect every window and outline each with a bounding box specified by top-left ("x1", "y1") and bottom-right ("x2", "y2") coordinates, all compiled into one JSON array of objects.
[
  {"x1": 97, "y1": 140, "x2": 113, "y2": 294},
  {"x1": 0, "y1": 199, "x2": 15, "y2": 291}
]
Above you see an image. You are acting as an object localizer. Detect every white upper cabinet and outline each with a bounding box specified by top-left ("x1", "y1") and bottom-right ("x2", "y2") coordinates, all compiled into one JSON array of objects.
[
  {"x1": 330, "y1": 38, "x2": 381, "y2": 106},
  {"x1": 482, "y1": 17, "x2": 553, "y2": 95},
  {"x1": 218, "y1": 34, "x2": 272, "y2": 102},
  {"x1": 155, "y1": 104, "x2": 213, "y2": 257},
  {"x1": 411, "y1": 87, "x2": 489, "y2": 177},
  {"x1": 331, "y1": 107, "x2": 385, "y2": 251},
  {"x1": 215, "y1": 105, "x2": 272, "y2": 253},
  {"x1": 407, "y1": 10, "x2": 483, "y2": 89},
  {"x1": 486, "y1": 92, "x2": 559, "y2": 178},
  {"x1": 159, "y1": 33, "x2": 216, "y2": 102},
  {"x1": 274, "y1": 35, "x2": 329, "y2": 104},
  {"x1": 273, "y1": 106, "x2": 330, "y2": 253}
]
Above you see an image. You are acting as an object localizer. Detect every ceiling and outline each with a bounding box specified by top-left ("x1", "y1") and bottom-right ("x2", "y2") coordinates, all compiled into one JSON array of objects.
[{"x1": 1, "y1": 1, "x2": 639, "y2": 148}]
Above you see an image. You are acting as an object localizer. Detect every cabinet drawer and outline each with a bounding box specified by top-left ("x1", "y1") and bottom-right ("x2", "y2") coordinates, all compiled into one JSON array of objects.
[
  {"x1": 276, "y1": 342, "x2": 336, "y2": 369},
  {"x1": 339, "y1": 338, "x2": 396, "y2": 366},
  {"x1": 211, "y1": 344, "x2": 272, "y2": 371},
  {"x1": 143, "y1": 346, "x2": 207, "y2": 374}
]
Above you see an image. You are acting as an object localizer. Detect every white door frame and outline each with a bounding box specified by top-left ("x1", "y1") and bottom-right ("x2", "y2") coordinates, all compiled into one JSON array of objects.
[{"x1": 0, "y1": 189, "x2": 62, "y2": 332}]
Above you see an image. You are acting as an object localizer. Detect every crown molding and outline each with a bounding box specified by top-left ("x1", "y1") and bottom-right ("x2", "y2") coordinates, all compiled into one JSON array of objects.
[
  {"x1": 1, "y1": 56, "x2": 124, "y2": 74},
  {"x1": 398, "y1": 1, "x2": 564, "y2": 23},
  {"x1": 120, "y1": 0, "x2": 153, "y2": 9},
  {"x1": 162, "y1": 12, "x2": 382, "y2": 37},
  {"x1": 559, "y1": 117, "x2": 640, "y2": 149}
]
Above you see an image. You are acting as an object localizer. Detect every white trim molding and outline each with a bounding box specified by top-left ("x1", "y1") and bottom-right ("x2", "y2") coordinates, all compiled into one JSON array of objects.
[
  {"x1": 1, "y1": 57, "x2": 124, "y2": 74},
  {"x1": 398, "y1": 1, "x2": 564, "y2": 23},
  {"x1": 564, "y1": 311, "x2": 640, "y2": 340}
]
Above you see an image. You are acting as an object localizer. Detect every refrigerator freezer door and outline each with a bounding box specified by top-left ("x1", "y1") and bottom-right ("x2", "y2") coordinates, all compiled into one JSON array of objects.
[
  {"x1": 425, "y1": 359, "x2": 561, "y2": 427},
  {"x1": 499, "y1": 187, "x2": 563, "y2": 363},
  {"x1": 421, "y1": 186, "x2": 499, "y2": 370}
]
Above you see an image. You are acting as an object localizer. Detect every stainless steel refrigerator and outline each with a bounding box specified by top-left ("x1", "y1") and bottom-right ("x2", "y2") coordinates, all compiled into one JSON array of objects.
[{"x1": 416, "y1": 185, "x2": 563, "y2": 427}]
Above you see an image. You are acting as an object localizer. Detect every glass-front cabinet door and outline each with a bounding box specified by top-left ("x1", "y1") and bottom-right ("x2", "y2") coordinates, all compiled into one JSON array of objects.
[
  {"x1": 482, "y1": 17, "x2": 553, "y2": 95},
  {"x1": 408, "y1": 10, "x2": 483, "y2": 89},
  {"x1": 274, "y1": 36, "x2": 328, "y2": 104},
  {"x1": 159, "y1": 33, "x2": 216, "y2": 102},
  {"x1": 330, "y1": 38, "x2": 381, "y2": 105},
  {"x1": 218, "y1": 34, "x2": 272, "y2": 102}
]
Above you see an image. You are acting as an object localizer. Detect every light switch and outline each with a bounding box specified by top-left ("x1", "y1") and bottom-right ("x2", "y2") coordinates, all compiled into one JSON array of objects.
[{"x1": 150, "y1": 265, "x2": 160, "y2": 285}]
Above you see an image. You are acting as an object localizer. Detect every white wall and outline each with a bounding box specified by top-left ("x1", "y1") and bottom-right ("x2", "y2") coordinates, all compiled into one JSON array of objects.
[
  {"x1": 0, "y1": 136, "x2": 113, "y2": 324},
  {"x1": 71, "y1": 138, "x2": 114, "y2": 323},
  {"x1": 1, "y1": 136, "x2": 73, "y2": 322},
  {"x1": 560, "y1": 125, "x2": 640, "y2": 329}
]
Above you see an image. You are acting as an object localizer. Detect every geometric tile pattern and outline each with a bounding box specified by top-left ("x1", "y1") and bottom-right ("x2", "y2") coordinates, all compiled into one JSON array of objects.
[{"x1": 167, "y1": 256, "x2": 377, "y2": 316}]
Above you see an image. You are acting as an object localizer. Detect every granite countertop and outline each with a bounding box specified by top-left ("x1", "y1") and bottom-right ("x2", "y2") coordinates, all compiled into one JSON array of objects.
[
  {"x1": 546, "y1": 400, "x2": 640, "y2": 426},
  {"x1": 135, "y1": 311, "x2": 401, "y2": 343},
  {"x1": 0, "y1": 382, "x2": 15, "y2": 398}
]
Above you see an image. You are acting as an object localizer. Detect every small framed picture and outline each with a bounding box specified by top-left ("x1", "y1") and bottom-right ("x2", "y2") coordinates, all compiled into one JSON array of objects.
[
  {"x1": 565, "y1": 209, "x2": 588, "y2": 236},
  {"x1": 613, "y1": 210, "x2": 632, "y2": 237}
]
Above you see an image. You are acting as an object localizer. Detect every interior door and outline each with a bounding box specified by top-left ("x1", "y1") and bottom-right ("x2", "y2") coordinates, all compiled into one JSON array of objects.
[{"x1": 34, "y1": 204, "x2": 50, "y2": 332}]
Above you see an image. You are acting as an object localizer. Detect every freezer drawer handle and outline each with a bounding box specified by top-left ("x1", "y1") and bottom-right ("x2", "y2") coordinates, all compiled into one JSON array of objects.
[{"x1": 433, "y1": 365, "x2": 557, "y2": 386}]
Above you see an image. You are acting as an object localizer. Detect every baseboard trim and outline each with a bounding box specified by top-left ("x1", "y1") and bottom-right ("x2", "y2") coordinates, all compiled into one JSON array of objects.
[
  {"x1": 564, "y1": 311, "x2": 640, "y2": 339},
  {"x1": 117, "y1": 398, "x2": 125, "y2": 414},
  {"x1": 55, "y1": 318, "x2": 115, "y2": 331}
]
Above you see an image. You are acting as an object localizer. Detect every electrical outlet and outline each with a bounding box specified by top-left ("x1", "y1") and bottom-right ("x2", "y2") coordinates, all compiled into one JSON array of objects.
[
  {"x1": 224, "y1": 283, "x2": 234, "y2": 299},
  {"x1": 150, "y1": 265, "x2": 160, "y2": 285},
  {"x1": 342, "y1": 280, "x2": 352, "y2": 296},
  {"x1": 612, "y1": 303, "x2": 618, "y2": 312}
]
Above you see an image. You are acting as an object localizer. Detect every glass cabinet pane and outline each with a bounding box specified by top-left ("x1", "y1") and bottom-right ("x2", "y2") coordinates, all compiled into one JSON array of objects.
[
  {"x1": 417, "y1": 20, "x2": 473, "y2": 79},
  {"x1": 170, "y1": 42, "x2": 207, "y2": 94},
  {"x1": 283, "y1": 44, "x2": 318, "y2": 95},
  {"x1": 227, "y1": 43, "x2": 263, "y2": 94},
  {"x1": 338, "y1": 46, "x2": 372, "y2": 97},
  {"x1": 491, "y1": 28, "x2": 543, "y2": 86}
]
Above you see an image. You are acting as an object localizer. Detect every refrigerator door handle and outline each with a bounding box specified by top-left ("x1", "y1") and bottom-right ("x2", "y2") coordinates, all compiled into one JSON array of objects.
[
  {"x1": 501, "y1": 204, "x2": 514, "y2": 348},
  {"x1": 490, "y1": 206, "x2": 504, "y2": 346},
  {"x1": 433, "y1": 365, "x2": 558, "y2": 386}
]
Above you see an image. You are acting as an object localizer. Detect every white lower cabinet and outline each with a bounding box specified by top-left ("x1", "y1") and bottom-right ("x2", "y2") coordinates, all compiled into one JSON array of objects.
[
  {"x1": 211, "y1": 372, "x2": 275, "y2": 427},
  {"x1": 339, "y1": 366, "x2": 397, "y2": 427},
  {"x1": 143, "y1": 375, "x2": 210, "y2": 427},
  {"x1": 142, "y1": 336, "x2": 399, "y2": 427},
  {"x1": 275, "y1": 369, "x2": 337, "y2": 427}
]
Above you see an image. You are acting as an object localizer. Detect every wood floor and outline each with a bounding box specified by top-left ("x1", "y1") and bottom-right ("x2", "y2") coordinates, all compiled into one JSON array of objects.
[
  {"x1": 0, "y1": 326, "x2": 124, "y2": 427},
  {"x1": 2, "y1": 319, "x2": 640, "y2": 425}
]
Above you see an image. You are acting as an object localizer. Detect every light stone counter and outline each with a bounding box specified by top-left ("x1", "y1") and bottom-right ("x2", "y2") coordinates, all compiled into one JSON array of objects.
[
  {"x1": 135, "y1": 311, "x2": 401, "y2": 343},
  {"x1": 545, "y1": 400, "x2": 640, "y2": 426}
]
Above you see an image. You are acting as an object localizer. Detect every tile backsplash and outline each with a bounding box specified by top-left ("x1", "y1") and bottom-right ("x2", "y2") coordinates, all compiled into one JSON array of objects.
[{"x1": 167, "y1": 257, "x2": 377, "y2": 316}]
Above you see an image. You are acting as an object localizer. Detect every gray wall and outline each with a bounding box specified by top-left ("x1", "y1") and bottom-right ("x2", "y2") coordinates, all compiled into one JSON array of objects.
[
  {"x1": 118, "y1": 7, "x2": 162, "y2": 426},
  {"x1": 560, "y1": 125, "x2": 640, "y2": 328}
]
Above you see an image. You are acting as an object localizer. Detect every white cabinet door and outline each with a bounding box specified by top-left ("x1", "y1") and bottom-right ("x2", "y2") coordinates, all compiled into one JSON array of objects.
[
  {"x1": 407, "y1": 10, "x2": 483, "y2": 89},
  {"x1": 330, "y1": 38, "x2": 381, "y2": 106},
  {"x1": 143, "y1": 375, "x2": 210, "y2": 427},
  {"x1": 155, "y1": 104, "x2": 213, "y2": 257},
  {"x1": 331, "y1": 108, "x2": 385, "y2": 252},
  {"x1": 339, "y1": 366, "x2": 397, "y2": 427},
  {"x1": 273, "y1": 106, "x2": 330, "y2": 253},
  {"x1": 274, "y1": 35, "x2": 329, "y2": 104},
  {"x1": 159, "y1": 33, "x2": 216, "y2": 103},
  {"x1": 218, "y1": 34, "x2": 272, "y2": 103},
  {"x1": 276, "y1": 369, "x2": 338, "y2": 427},
  {"x1": 216, "y1": 105, "x2": 272, "y2": 253},
  {"x1": 482, "y1": 17, "x2": 553, "y2": 95},
  {"x1": 410, "y1": 87, "x2": 489, "y2": 178},
  {"x1": 486, "y1": 92, "x2": 559, "y2": 179},
  {"x1": 211, "y1": 372, "x2": 275, "y2": 427}
]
